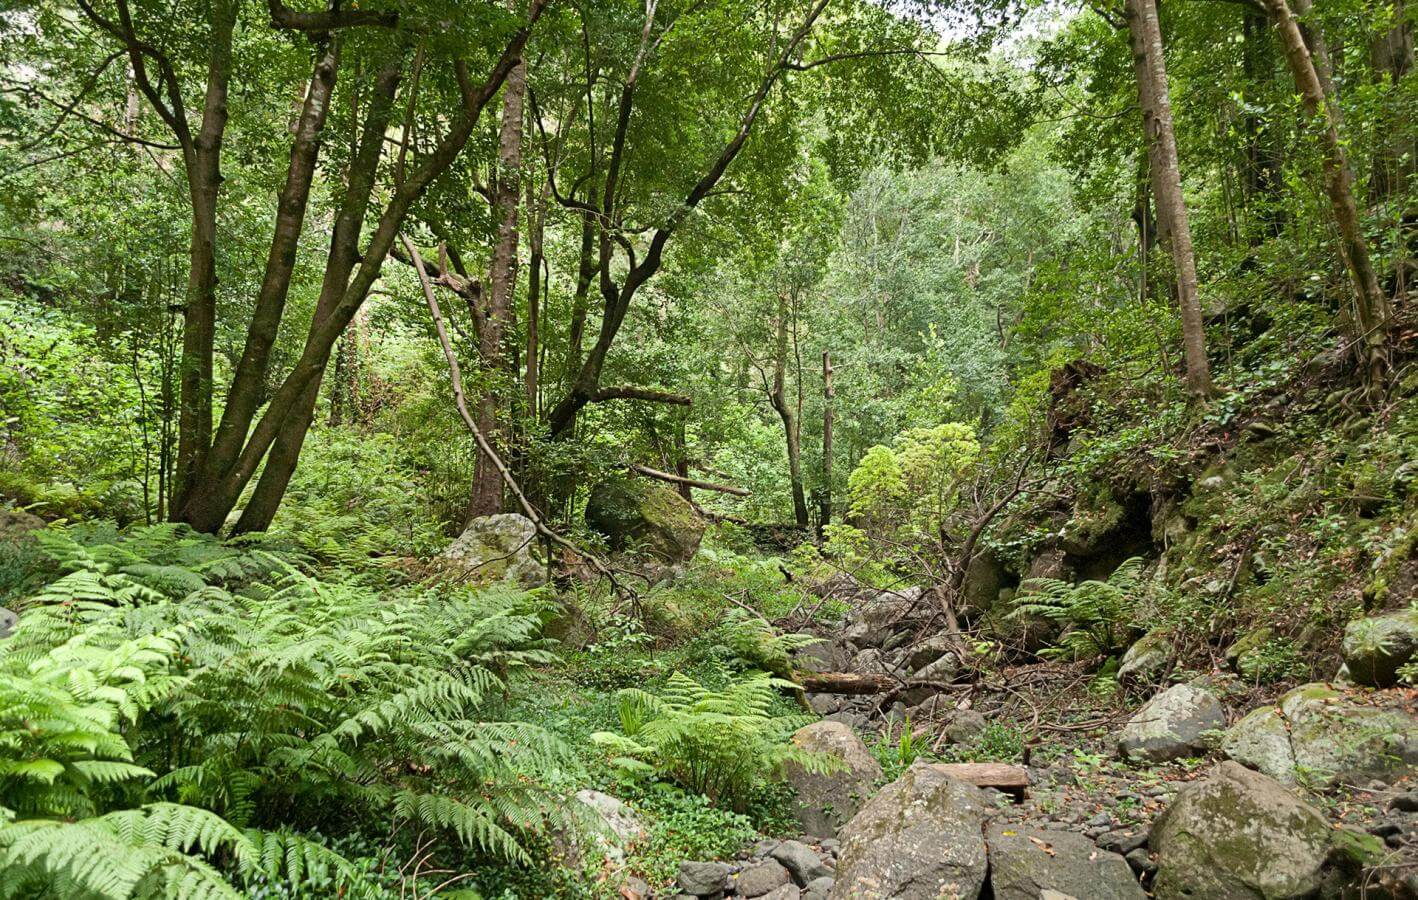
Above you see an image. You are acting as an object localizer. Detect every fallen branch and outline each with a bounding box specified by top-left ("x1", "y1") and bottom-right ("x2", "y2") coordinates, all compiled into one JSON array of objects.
[
  {"x1": 629, "y1": 463, "x2": 749, "y2": 496},
  {"x1": 402, "y1": 235, "x2": 635, "y2": 605},
  {"x1": 590, "y1": 385, "x2": 692, "y2": 406}
]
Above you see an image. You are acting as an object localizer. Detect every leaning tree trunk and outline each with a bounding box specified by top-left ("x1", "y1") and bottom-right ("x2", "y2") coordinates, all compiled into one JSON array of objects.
[
  {"x1": 1126, "y1": 0, "x2": 1214, "y2": 398},
  {"x1": 1262, "y1": 0, "x2": 1392, "y2": 381},
  {"x1": 465, "y1": 56, "x2": 526, "y2": 524}
]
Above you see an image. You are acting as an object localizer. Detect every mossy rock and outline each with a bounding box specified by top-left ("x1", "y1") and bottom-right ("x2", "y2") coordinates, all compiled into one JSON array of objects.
[
  {"x1": 1118, "y1": 628, "x2": 1172, "y2": 686},
  {"x1": 1224, "y1": 626, "x2": 1275, "y2": 673},
  {"x1": 1341, "y1": 609, "x2": 1418, "y2": 687},
  {"x1": 584, "y1": 479, "x2": 705, "y2": 563}
]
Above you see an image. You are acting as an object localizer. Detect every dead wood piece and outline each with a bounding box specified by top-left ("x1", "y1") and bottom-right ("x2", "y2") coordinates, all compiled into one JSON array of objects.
[{"x1": 931, "y1": 762, "x2": 1030, "y2": 800}]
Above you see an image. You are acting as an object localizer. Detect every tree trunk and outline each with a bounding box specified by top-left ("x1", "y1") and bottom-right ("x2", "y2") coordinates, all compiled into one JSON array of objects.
[
  {"x1": 1262, "y1": 0, "x2": 1392, "y2": 379},
  {"x1": 172, "y1": 1, "x2": 236, "y2": 514},
  {"x1": 1126, "y1": 0, "x2": 1214, "y2": 398},
  {"x1": 465, "y1": 56, "x2": 526, "y2": 524},
  {"x1": 769, "y1": 293, "x2": 809, "y2": 526},
  {"x1": 818, "y1": 350, "x2": 833, "y2": 535},
  {"x1": 1370, "y1": 0, "x2": 1415, "y2": 294},
  {"x1": 525, "y1": 177, "x2": 547, "y2": 420},
  {"x1": 1242, "y1": 9, "x2": 1286, "y2": 238}
]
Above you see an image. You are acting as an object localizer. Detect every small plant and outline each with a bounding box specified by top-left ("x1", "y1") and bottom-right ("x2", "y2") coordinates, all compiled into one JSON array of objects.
[
  {"x1": 1237, "y1": 637, "x2": 1306, "y2": 684},
  {"x1": 715, "y1": 609, "x2": 820, "y2": 678},
  {"x1": 590, "y1": 672, "x2": 833, "y2": 811},
  {"x1": 1010, "y1": 557, "x2": 1146, "y2": 659}
]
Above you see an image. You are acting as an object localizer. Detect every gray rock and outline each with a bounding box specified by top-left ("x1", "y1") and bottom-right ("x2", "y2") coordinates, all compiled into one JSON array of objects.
[
  {"x1": 912, "y1": 651, "x2": 958, "y2": 682},
  {"x1": 439, "y1": 513, "x2": 546, "y2": 587},
  {"x1": 1125, "y1": 847, "x2": 1156, "y2": 876},
  {"x1": 986, "y1": 824, "x2": 1145, "y2": 900},
  {"x1": 848, "y1": 648, "x2": 900, "y2": 676},
  {"x1": 735, "y1": 859, "x2": 792, "y2": 897},
  {"x1": 960, "y1": 549, "x2": 1005, "y2": 620},
  {"x1": 1116, "y1": 683, "x2": 1225, "y2": 763},
  {"x1": 623, "y1": 875, "x2": 651, "y2": 899},
  {"x1": 1342, "y1": 609, "x2": 1418, "y2": 687},
  {"x1": 678, "y1": 860, "x2": 732, "y2": 896},
  {"x1": 832, "y1": 761, "x2": 989, "y2": 900},
  {"x1": 585, "y1": 479, "x2": 705, "y2": 563},
  {"x1": 942, "y1": 709, "x2": 987, "y2": 744},
  {"x1": 1220, "y1": 682, "x2": 1418, "y2": 786},
  {"x1": 1097, "y1": 828, "x2": 1149, "y2": 856},
  {"x1": 760, "y1": 886, "x2": 801, "y2": 900},
  {"x1": 804, "y1": 876, "x2": 834, "y2": 895},
  {"x1": 771, "y1": 840, "x2": 831, "y2": 885},
  {"x1": 796, "y1": 641, "x2": 850, "y2": 674},
  {"x1": 572, "y1": 789, "x2": 643, "y2": 863},
  {"x1": 1118, "y1": 629, "x2": 1171, "y2": 686},
  {"x1": 784, "y1": 721, "x2": 882, "y2": 838},
  {"x1": 808, "y1": 693, "x2": 844, "y2": 715},
  {"x1": 905, "y1": 634, "x2": 957, "y2": 673},
  {"x1": 1150, "y1": 761, "x2": 1334, "y2": 900},
  {"x1": 0, "y1": 607, "x2": 15, "y2": 640},
  {"x1": 1224, "y1": 626, "x2": 1275, "y2": 674}
]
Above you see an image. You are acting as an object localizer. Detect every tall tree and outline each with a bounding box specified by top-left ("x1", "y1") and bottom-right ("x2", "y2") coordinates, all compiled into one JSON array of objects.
[
  {"x1": 1262, "y1": 0, "x2": 1392, "y2": 380},
  {"x1": 1124, "y1": 0, "x2": 1214, "y2": 397}
]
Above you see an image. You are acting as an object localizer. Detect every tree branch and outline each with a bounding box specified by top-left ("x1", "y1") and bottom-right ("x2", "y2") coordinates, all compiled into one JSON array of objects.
[{"x1": 629, "y1": 464, "x2": 749, "y2": 496}]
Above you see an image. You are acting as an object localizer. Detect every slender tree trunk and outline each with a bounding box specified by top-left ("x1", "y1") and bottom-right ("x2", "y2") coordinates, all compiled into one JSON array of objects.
[
  {"x1": 525, "y1": 177, "x2": 547, "y2": 420},
  {"x1": 1370, "y1": 0, "x2": 1415, "y2": 294},
  {"x1": 818, "y1": 350, "x2": 833, "y2": 535},
  {"x1": 1262, "y1": 0, "x2": 1392, "y2": 378},
  {"x1": 1243, "y1": 9, "x2": 1286, "y2": 238},
  {"x1": 172, "y1": 1, "x2": 236, "y2": 514},
  {"x1": 563, "y1": 211, "x2": 596, "y2": 389},
  {"x1": 465, "y1": 56, "x2": 526, "y2": 524},
  {"x1": 1126, "y1": 0, "x2": 1214, "y2": 398},
  {"x1": 769, "y1": 293, "x2": 809, "y2": 526}
]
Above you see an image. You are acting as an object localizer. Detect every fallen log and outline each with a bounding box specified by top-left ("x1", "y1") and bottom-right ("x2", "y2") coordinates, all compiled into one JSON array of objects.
[
  {"x1": 930, "y1": 762, "x2": 1030, "y2": 800},
  {"x1": 629, "y1": 464, "x2": 750, "y2": 496},
  {"x1": 797, "y1": 672, "x2": 897, "y2": 694}
]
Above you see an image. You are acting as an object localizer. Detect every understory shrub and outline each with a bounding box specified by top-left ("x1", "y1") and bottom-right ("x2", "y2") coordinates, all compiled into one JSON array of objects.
[{"x1": 0, "y1": 523, "x2": 570, "y2": 897}]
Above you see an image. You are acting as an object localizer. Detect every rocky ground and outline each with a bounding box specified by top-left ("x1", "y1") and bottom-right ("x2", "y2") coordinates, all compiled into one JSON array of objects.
[{"x1": 609, "y1": 579, "x2": 1418, "y2": 900}]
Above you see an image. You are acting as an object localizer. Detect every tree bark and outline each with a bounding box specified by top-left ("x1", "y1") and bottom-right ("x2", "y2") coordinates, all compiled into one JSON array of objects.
[
  {"x1": 818, "y1": 350, "x2": 833, "y2": 534},
  {"x1": 769, "y1": 293, "x2": 809, "y2": 526},
  {"x1": 1125, "y1": 0, "x2": 1214, "y2": 398},
  {"x1": 525, "y1": 177, "x2": 547, "y2": 420},
  {"x1": 466, "y1": 54, "x2": 526, "y2": 524},
  {"x1": 1262, "y1": 0, "x2": 1392, "y2": 379}
]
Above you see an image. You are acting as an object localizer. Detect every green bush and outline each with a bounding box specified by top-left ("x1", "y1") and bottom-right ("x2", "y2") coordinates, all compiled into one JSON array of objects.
[
  {"x1": 0, "y1": 523, "x2": 572, "y2": 897},
  {"x1": 590, "y1": 672, "x2": 829, "y2": 811},
  {"x1": 1011, "y1": 557, "x2": 1145, "y2": 660}
]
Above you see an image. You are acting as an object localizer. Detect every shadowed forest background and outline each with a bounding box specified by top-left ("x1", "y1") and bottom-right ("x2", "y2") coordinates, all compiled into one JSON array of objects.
[{"x1": 1, "y1": 0, "x2": 1417, "y2": 895}]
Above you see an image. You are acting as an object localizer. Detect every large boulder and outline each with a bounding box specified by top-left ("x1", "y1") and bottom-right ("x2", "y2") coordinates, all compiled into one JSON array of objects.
[
  {"x1": 1118, "y1": 629, "x2": 1171, "y2": 687},
  {"x1": 1117, "y1": 683, "x2": 1225, "y2": 763},
  {"x1": 784, "y1": 721, "x2": 882, "y2": 838},
  {"x1": 585, "y1": 479, "x2": 705, "y2": 563},
  {"x1": 1221, "y1": 682, "x2": 1418, "y2": 786},
  {"x1": 552, "y1": 790, "x2": 644, "y2": 867},
  {"x1": 985, "y1": 824, "x2": 1145, "y2": 900},
  {"x1": 960, "y1": 549, "x2": 1006, "y2": 620},
  {"x1": 439, "y1": 513, "x2": 546, "y2": 587},
  {"x1": 1150, "y1": 762, "x2": 1337, "y2": 900},
  {"x1": 1342, "y1": 609, "x2": 1418, "y2": 687},
  {"x1": 832, "y1": 761, "x2": 989, "y2": 900}
]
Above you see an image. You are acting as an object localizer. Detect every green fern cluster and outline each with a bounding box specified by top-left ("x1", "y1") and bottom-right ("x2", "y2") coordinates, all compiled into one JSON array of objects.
[
  {"x1": 716, "y1": 609, "x2": 820, "y2": 678},
  {"x1": 1010, "y1": 557, "x2": 1146, "y2": 659},
  {"x1": 590, "y1": 672, "x2": 833, "y2": 811},
  {"x1": 0, "y1": 523, "x2": 570, "y2": 897}
]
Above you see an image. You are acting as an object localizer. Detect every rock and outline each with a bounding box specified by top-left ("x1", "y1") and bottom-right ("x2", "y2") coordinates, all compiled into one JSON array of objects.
[
  {"x1": 905, "y1": 634, "x2": 957, "y2": 673},
  {"x1": 1125, "y1": 847, "x2": 1156, "y2": 876},
  {"x1": 795, "y1": 641, "x2": 850, "y2": 674},
  {"x1": 848, "y1": 648, "x2": 900, "y2": 676},
  {"x1": 1026, "y1": 546, "x2": 1070, "y2": 581},
  {"x1": 1118, "y1": 629, "x2": 1171, "y2": 686},
  {"x1": 735, "y1": 859, "x2": 792, "y2": 897},
  {"x1": 573, "y1": 790, "x2": 643, "y2": 862},
  {"x1": 0, "y1": 507, "x2": 44, "y2": 542},
  {"x1": 1342, "y1": 609, "x2": 1418, "y2": 687},
  {"x1": 986, "y1": 588, "x2": 1061, "y2": 655},
  {"x1": 678, "y1": 860, "x2": 732, "y2": 896},
  {"x1": 623, "y1": 875, "x2": 651, "y2": 899},
  {"x1": 942, "y1": 709, "x2": 987, "y2": 744},
  {"x1": 809, "y1": 693, "x2": 844, "y2": 715},
  {"x1": 986, "y1": 824, "x2": 1145, "y2": 900},
  {"x1": 760, "y1": 886, "x2": 801, "y2": 900},
  {"x1": 960, "y1": 549, "x2": 1005, "y2": 619},
  {"x1": 585, "y1": 478, "x2": 705, "y2": 563},
  {"x1": 1224, "y1": 626, "x2": 1275, "y2": 673},
  {"x1": 438, "y1": 513, "x2": 546, "y2": 587},
  {"x1": 802, "y1": 875, "x2": 833, "y2": 900},
  {"x1": 784, "y1": 721, "x2": 882, "y2": 839},
  {"x1": 1390, "y1": 792, "x2": 1418, "y2": 812},
  {"x1": 0, "y1": 607, "x2": 16, "y2": 639},
  {"x1": 1220, "y1": 682, "x2": 1418, "y2": 786},
  {"x1": 912, "y1": 651, "x2": 958, "y2": 682},
  {"x1": 832, "y1": 761, "x2": 989, "y2": 900},
  {"x1": 1097, "y1": 828, "x2": 1149, "y2": 856},
  {"x1": 1150, "y1": 761, "x2": 1340, "y2": 900},
  {"x1": 771, "y1": 840, "x2": 832, "y2": 885},
  {"x1": 1116, "y1": 683, "x2": 1225, "y2": 763}
]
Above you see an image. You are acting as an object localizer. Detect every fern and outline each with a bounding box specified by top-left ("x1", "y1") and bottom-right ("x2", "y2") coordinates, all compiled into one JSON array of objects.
[
  {"x1": 716, "y1": 609, "x2": 821, "y2": 678},
  {"x1": 1010, "y1": 556, "x2": 1146, "y2": 659},
  {"x1": 1, "y1": 522, "x2": 573, "y2": 897},
  {"x1": 591, "y1": 671, "x2": 836, "y2": 810}
]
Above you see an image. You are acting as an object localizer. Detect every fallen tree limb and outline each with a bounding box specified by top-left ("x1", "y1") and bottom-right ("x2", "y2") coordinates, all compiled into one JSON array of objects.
[
  {"x1": 796, "y1": 672, "x2": 897, "y2": 694},
  {"x1": 629, "y1": 464, "x2": 749, "y2": 496},
  {"x1": 590, "y1": 385, "x2": 692, "y2": 406},
  {"x1": 402, "y1": 235, "x2": 636, "y2": 605}
]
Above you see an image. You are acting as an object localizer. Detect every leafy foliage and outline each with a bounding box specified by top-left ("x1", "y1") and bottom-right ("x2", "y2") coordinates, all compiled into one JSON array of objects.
[
  {"x1": 0, "y1": 524, "x2": 571, "y2": 896},
  {"x1": 590, "y1": 671, "x2": 831, "y2": 810},
  {"x1": 1011, "y1": 557, "x2": 1147, "y2": 660}
]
